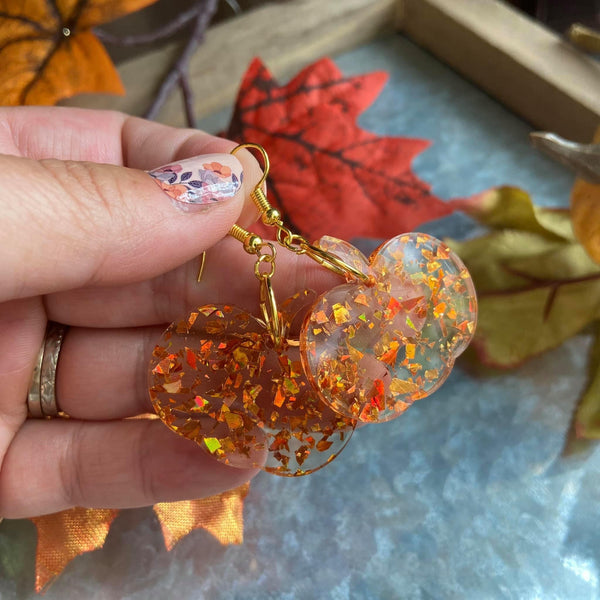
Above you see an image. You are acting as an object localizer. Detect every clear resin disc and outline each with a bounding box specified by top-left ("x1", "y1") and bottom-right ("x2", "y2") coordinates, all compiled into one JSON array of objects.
[
  {"x1": 300, "y1": 233, "x2": 477, "y2": 422},
  {"x1": 149, "y1": 296, "x2": 356, "y2": 476}
]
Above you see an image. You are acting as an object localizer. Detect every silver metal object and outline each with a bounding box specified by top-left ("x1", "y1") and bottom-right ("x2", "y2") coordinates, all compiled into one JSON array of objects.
[
  {"x1": 26, "y1": 340, "x2": 45, "y2": 418},
  {"x1": 27, "y1": 322, "x2": 68, "y2": 418},
  {"x1": 567, "y1": 23, "x2": 600, "y2": 54},
  {"x1": 530, "y1": 132, "x2": 600, "y2": 184}
]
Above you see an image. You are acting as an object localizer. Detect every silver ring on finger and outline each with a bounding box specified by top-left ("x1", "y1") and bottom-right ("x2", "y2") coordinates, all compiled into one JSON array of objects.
[{"x1": 27, "y1": 322, "x2": 68, "y2": 419}]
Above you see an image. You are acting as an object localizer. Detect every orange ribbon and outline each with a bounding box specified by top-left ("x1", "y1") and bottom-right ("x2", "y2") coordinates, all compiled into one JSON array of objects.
[{"x1": 29, "y1": 483, "x2": 250, "y2": 593}]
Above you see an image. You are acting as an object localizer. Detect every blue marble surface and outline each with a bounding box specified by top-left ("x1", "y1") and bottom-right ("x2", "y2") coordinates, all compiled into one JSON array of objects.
[{"x1": 4, "y1": 34, "x2": 597, "y2": 600}]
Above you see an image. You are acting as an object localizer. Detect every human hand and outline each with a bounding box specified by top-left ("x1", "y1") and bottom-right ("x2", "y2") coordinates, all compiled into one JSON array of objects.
[{"x1": 0, "y1": 107, "x2": 337, "y2": 518}]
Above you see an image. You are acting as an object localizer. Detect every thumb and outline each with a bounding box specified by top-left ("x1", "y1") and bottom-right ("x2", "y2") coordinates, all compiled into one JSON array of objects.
[{"x1": 0, "y1": 148, "x2": 258, "y2": 302}]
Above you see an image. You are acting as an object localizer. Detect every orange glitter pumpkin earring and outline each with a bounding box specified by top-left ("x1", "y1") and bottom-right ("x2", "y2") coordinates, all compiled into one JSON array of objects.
[{"x1": 148, "y1": 144, "x2": 478, "y2": 476}]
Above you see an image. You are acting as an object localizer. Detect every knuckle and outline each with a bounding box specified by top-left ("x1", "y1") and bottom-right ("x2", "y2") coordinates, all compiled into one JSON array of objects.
[
  {"x1": 59, "y1": 420, "x2": 160, "y2": 509},
  {"x1": 37, "y1": 159, "x2": 133, "y2": 285},
  {"x1": 39, "y1": 159, "x2": 106, "y2": 222},
  {"x1": 39, "y1": 158, "x2": 137, "y2": 238},
  {"x1": 139, "y1": 329, "x2": 159, "y2": 413},
  {"x1": 59, "y1": 421, "x2": 86, "y2": 508},
  {"x1": 134, "y1": 420, "x2": 160, "y2": 505},
  {"x1": 150, "y1": 265, "x2": 192, "y2": 323}
]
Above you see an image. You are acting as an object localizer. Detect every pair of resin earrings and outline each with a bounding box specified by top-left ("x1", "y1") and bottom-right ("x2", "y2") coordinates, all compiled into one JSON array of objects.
[{"x1": 148, "y1": 144, "x2": 477, "y2": 476}]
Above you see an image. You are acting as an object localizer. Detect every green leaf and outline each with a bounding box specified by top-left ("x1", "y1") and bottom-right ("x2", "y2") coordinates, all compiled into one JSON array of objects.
[
  {"x1": 447, "y1": 230, "x2": 566, "y2": 292},
  {"x1": 474, "y1": 277, "x2": 600, "y2": 367},
  {"x1": 504, "y1": 243, "x2": 600, "y2": 282},
  {"x1": 575, "y1": 327, "x2": 600, "y2": 439},
  {"x1": 448, "y1": 198, "x2": 600, "y2": 368},
  {"x1": 452, "y1": 186, "x2": 575, "y2": 241}
]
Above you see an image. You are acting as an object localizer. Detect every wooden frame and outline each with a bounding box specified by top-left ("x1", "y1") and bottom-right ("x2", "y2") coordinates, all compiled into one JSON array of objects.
[{"x1": 66, "y1": 0, "x2": 600, "y2": 141}]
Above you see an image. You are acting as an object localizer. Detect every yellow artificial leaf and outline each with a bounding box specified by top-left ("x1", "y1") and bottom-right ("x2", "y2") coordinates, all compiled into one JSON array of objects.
[
  {"x1": 574, "y1": 326, "x2": 600, "y2": 439},
  {"x1": 447, "y1": 230, "x2": 565, "y2": 292},
  {"x1": 449, "y1": 186, "x2": 600, "y2": 368},
  {"x1": 503, "y1": 243, "x2": 600, "y2": 282},
  {"x1": 0, "y1": 0, "x2": 158, "y2": 105},
  {"x1": 453, "y1": 186, "x2": 575, "y2": 241},
  {"x1": 474, "y1": 277, "x2": 600, "y2": 367}
]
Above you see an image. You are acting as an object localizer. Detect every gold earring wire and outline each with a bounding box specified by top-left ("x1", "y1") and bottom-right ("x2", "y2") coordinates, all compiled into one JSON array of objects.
[
  {"x1": 196, "y1": 251, "x2": 207, "y2": 283},
  {"x1": 228, "y1": 143, "x2": 370, "y2": 285}
]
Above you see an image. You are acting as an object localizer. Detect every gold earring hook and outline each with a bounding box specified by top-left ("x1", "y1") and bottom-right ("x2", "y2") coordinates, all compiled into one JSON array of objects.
[
  {"x1": 231, "y1": 142, "x2": 270, "y2": 189},
  {"x1": 228, "y1": 142, "x2": 370, "y2": 285},
  {"x1": 196, "y1": 251, "x2": 206, "y2": 282},
  {"x1": 230, "y1": 143, "x2": 281, "y2": 226}
]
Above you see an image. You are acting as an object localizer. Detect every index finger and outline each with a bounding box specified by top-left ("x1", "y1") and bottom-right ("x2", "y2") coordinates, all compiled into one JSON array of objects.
[
  {"x1": 0, "y1": 108, "x2": 263, "y2": 302},
  {"x1": 0, "y1": 106, "x2": 243, "y2": 171}
]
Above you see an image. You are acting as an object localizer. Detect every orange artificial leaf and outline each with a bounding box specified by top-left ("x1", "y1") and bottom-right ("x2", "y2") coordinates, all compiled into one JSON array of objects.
[
  {"x1": 571, "y1": 127, "x2": 600, "y2": 263},
  {"x1": 0, "y1": 0, "x2": 158, "y2": 106},
  {"x1": 227, "y1": 58, "x2": 454, "y2": 240},
  {"x1": 571, "y1": 178, "x2": 600, "y2": 263}
]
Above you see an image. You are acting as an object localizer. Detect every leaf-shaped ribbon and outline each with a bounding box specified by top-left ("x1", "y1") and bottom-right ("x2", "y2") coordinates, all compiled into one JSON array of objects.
[
  {"x1": 0, "y1": 0, "x2": 157, "y2": 105},
  {"x1": 154, "y1": 483, "x2": 250, "y2": 550},
  {"x1": 26, "y1": 483, "x2": 250, "y2": 593},
  {"x1": 30, "y1": 507, "x2": 119, "y2": 593}
]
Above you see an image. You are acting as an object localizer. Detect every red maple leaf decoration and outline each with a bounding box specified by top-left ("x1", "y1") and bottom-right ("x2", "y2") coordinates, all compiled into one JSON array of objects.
[{"x1": 227, "y1": 58, "x2": 454, "y2": 240}]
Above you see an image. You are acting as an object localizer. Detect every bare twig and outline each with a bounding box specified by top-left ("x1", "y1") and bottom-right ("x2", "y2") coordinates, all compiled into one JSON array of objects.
[
  {"x1": 94, "y1": 5, "x2": 200, "y2": 46},
  {"x1": 143, "y1": 0, "x2": 219, "y2": 124},
  {"x1": 223, "y1": 0, "x2": 242, "y2": 14},
  {"x1": 179, "y1": 70, "x2": 196, "y2": 127},
  {"x1": 95, "y1": 0, "x2": 223, "y2": 126}
]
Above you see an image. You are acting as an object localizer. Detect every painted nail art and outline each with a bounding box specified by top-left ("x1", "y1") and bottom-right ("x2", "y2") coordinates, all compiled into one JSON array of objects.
[{"x1": 148, "y1": 153, "x2": 243, "y2": 206}]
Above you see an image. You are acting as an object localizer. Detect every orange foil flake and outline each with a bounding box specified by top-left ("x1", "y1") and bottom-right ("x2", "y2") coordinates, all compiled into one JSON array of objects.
[
  {"x1": 386, "y1": 296, "x2": 401, "y2": 318},
  {"x1": 354, "y1": 293, "x2": 370, "y2": 306},
  {"x1": 274, "y1": 385, "x2": 286, "y2": 408},
  {"x1": 370, "y1": 379, "x2": 385, "y2": 409},
  {"x1": 379, "y1": 341, "x2": 400, "y2": 366},
  {"x1": 436, "y1": 244, "x2": 451, "y2": 260},
  {"x1": 433, "y1": 302, "x2": 447, "y2": 318},
  {"x1": 407, "y1": 362, "x2": 423, "y2": 375},
  {"x1": 313, "y1": 310, "x2": 329, "y2": 324},
  {"x1": 185, "y1": 347, "x2": 197, "y2": 369}
]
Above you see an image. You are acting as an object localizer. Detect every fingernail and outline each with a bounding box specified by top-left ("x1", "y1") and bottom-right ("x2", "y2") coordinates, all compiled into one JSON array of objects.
[{"x1": 148, "y1": 153, "x2": 243, "y2": 207}]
